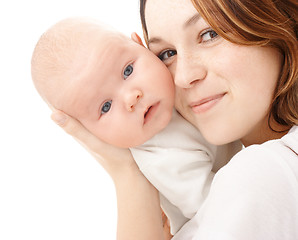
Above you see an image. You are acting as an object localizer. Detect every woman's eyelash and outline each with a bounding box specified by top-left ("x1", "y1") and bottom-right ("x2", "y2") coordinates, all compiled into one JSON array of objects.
[
  {"x1": 158, "y1": 50, "x2": 177, "y2": 62},
  {"x1": 199, "y1": 29, "x2": 219, "y2": 43},
  {"x1": 156, "y1": 28, "x2": 218, "y2": 62}
]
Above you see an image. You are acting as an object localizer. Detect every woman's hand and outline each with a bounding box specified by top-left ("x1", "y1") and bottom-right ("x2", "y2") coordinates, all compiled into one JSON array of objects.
[
  {"x1": 51, "y1": 110, "x2": 166, "y2": 239},
  {"x1": 51, "y1": 110, "x2": 135, "y2": 178},
  {"x1": 51, "y1": 110, "x2": 167, "y2": 239}
]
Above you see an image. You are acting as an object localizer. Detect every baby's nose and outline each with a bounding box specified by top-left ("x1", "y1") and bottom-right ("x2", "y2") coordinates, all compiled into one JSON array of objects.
[{"x1": 125, "y1": 89, "x2": 143, "y2": 111}]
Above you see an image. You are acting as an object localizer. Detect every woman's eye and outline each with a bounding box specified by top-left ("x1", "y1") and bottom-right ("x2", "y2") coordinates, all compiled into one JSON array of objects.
[
  {"x1": 123, "y1": 64, "x2": 133, "y2": 79},
  {"x1": 101, "y1": 100, "x2": 112, "y2": 115},
  {"x1": 200, "y1": 29, "x2": 219, "y2": 43},
  {"x1": 158, "y1": 50, "x2": 177, "y2": 62}
]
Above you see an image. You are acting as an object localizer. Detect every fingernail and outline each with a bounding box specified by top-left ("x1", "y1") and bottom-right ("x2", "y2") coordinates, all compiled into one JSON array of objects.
[{"x1": 51, "y1": 112, "x2": 67, "y2": 126}]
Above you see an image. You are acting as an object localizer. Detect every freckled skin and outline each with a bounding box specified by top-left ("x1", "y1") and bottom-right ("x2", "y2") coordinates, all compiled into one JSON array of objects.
[{"x1": 145, "y1": 0, "x2": 282, "y2": 146}]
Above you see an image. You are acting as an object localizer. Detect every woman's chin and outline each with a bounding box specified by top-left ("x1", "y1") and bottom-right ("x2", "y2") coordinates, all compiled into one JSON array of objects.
[{"x1": 200, "y1": 128, "x2": 238, "y2": 146}]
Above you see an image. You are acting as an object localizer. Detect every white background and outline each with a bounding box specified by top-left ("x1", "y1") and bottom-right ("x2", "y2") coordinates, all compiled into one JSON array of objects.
[{"x1": 0, "y1": 1, "x2": 142, "y2": 239}]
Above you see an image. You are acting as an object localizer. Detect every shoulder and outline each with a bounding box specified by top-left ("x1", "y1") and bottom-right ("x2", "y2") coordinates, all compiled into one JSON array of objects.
[
  {"x1": 173, "y1": 127, "x2": 298, "y2": 239},
  {"x1": 213, "y1": 146, "x2": 277, "y2": 196},
  {"x1": 281, "y1": 125, "x2": 298, "y2": 153},
  {"x1": 174, "y1": 128, "x2": 298, "y2": 239},
  {"x1": 227, "y1": 125, "x2": 298, "y2": 172},
  {"x1": 214, "y1": 129, "x2": 298, "y2": 196}
]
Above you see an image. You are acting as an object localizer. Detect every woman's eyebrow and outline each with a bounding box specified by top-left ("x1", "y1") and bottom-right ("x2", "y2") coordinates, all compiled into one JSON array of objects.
[
  {"x1": 148, "y1": 37, "x2": 161, "y2": 46},
  {"x1": 183, "y1": 13, "x2": 201, "y2": 29},
  {"x1": 148, "y1": 14, "x2": 202, "y2": 47}
]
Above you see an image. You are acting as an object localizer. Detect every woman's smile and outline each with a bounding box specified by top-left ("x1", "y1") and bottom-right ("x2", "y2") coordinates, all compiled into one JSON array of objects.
[
  {"x1": 190, "y1": 93, "x2": 226, "y2": 114},
  {"x1": 145, "y1": 0, "x2": 283, "y2": 145}
]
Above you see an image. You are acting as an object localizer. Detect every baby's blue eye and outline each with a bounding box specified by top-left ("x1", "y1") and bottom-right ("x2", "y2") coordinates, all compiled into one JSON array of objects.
[
  {"x1": 124, "y1": 64, "x2": 133, "y2": 79},
  {"x1": 101, "y1": 100, "x2": 112, "y2": 115}
]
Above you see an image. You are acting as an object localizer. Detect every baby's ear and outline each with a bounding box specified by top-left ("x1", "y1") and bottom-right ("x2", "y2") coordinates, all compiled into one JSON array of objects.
[{"x1": 131, "y1": 32, "x2": 145, "y2": 47}]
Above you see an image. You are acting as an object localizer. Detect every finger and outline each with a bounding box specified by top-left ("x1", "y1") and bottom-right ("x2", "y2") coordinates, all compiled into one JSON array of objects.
[
  {"x1": 161, "y1": 209, "x2": 167, "y2": 226},
  {"x1": 163, "y1": 218, "x2": 173, "y2": 240}
]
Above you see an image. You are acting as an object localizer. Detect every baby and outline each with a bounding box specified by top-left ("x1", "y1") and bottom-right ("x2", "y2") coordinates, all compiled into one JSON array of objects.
[{"x1": 31, "y1": 17, "x2": 241, "y2": 234}]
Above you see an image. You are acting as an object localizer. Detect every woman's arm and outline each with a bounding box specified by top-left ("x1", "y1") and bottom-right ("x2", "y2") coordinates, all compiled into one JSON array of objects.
[
  {"x1": 51, "y1": 111, "x2": 165, "y2": 240},
  {"x1": 114, "y1": 165, "x2": 164, "y2": 240}
]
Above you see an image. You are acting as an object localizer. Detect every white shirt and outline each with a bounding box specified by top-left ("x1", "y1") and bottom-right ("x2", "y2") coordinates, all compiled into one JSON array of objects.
[
  {"x1": 173, "y1": 125, "x2": 298, "y2": 240},
  {"x1": 130, "y1": 110, "x2": 242, "y2": 234}
]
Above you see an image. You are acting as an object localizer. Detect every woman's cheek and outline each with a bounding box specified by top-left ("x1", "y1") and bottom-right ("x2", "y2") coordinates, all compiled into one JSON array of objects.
[
  {"x1": 174, "y1": 87, "x2": 184, "y2": 110},
  {"x1": 174, "y1": 88, "x2": 194, "y2": 124}
]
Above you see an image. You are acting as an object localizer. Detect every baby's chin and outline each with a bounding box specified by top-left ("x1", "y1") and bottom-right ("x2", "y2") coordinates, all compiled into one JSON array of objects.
[
  {"x1": 108, "y1": 134, "x2": 156, "y2": 149},
  {"x1": 106, "y1": 138, "x2": 146, "y2": 149},
  {"x1": 115, "y1": 111, "x2": 173, "y2": 148}
]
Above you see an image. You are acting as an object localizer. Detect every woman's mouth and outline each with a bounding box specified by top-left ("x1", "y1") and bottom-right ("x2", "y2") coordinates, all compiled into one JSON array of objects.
[{"x1": 190, "y1": 93, "x2": 226, "y2": 114}]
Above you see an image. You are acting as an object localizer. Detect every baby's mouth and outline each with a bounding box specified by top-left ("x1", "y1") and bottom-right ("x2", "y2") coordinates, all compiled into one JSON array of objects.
[
  {"x1": 144, "y1": 106, "x2": 152, "y2": 119},
  {"x1": 143, "y1": 102, "x2": 160, "y2": 125}
]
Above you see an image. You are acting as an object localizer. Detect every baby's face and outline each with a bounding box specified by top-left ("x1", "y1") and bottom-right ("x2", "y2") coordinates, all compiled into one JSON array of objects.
[{"x1": 61, "y1": 31, "x2": 174, "y2": 148}]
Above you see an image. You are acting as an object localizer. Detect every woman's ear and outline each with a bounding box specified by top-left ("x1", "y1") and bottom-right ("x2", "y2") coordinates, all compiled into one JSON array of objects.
[{"x1": 131, "y1": 32, "x2": 145, "y2": 47}]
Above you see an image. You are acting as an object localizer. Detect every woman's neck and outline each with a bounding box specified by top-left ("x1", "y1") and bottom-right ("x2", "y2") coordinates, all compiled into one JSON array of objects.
[{"x1": 241, "y1": 117, "x2": 290, "y2": 147}]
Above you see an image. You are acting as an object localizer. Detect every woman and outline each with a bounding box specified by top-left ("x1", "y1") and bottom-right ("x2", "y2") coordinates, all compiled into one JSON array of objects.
[{"x1": 51, "y1": 0, "x2": 297, "y2": 239}]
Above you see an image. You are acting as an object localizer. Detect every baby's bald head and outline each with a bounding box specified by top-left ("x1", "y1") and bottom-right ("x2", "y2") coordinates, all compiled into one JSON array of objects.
[
  {"x1": 31, "y1": 17, "x2": 117, "y2": 110},
  {"x1": 31, "y1": 17, "x2": 175, "y2": 148}
]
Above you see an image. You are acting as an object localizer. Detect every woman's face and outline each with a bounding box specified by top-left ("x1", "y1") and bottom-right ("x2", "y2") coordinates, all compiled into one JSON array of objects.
[{"x1": 145, "y1": 0, "x2": 282, "y2": 146}]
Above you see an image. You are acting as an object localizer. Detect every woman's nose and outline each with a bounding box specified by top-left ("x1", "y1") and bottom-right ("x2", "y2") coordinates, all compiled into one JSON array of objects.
[
  {"x1": 174, "y1": 53, "x2": 207, "y2": 88},
  {"x1": 124, "y1": 89, "x2": 143, "y2": 111}
]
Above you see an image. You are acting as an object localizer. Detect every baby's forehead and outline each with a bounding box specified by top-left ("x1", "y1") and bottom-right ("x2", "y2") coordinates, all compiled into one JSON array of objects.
[
  {"x1": 80, "y1": 32, "x2": 135, "y2": 64},
  {"x1": 90, "y1": 27, "x2": 131, "y2": 46}
]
